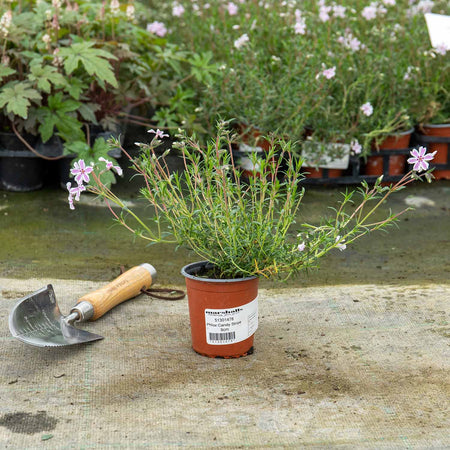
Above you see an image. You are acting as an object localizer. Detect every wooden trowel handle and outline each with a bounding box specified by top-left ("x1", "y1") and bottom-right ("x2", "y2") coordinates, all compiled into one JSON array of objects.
[{"x1": 76, "y1": 264, "x2": 156, "y2": 321}]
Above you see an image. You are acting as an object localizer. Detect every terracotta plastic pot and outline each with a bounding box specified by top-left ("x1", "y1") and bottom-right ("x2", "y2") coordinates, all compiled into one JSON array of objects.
[
  {"x1": 364, "y1": 128, "x2": 414, "y2": 177},
  {"x1": 181, "y1": 261, "x2": 259, "y2": 358},
  {"x1": 237, "y1": 125, "x2": 271, "y2": 152},
  {"x1": 418, "y1": 123, "x2": 450, "y2": 180},
  {"x1": 303, "y1": 167, "x2": 344, "y2": 179}
]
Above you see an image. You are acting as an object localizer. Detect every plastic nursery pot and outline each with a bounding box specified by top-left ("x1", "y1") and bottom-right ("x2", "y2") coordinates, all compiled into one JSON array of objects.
[
  {"x1": 237, "y1": 124, "x2": 272, "y2": 152},
  {"x1": 0, "y1": 132, "x2": 44, "y2": 192},
  {"x1": 181, "y1": 261, "x2": 259, "y2": 358},
  {"x1": 417, "y1": 123, "x2": 450, "y2": 180},
  {"x1": 364, "y1": 128, "x2": 414, "y2": 177},
  {"x1": 303, "y1": 167, "x2": 344, "y2": 179},
  {"x1": 234, "y1": 125, "x2": 273, "y2": 179}
]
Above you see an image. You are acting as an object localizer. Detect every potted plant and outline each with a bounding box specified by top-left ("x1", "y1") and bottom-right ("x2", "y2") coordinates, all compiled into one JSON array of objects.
[
  {"x1": 146, "y1": 0, "x2": 449, "y2": 183},
  {"x1": 66, "y1": 122, "x2": 435, "y2": 358},
  {"x1": 0, "y1": 0, "x2": 198, "y2": 190},
  {"x1": 412, "y1": 44, "x2": 450, "y2": 180}
]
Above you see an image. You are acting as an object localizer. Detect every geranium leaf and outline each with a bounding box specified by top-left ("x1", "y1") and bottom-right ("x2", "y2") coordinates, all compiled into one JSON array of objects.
[
  {"x1": 28, "y1": 65, "x2": 66, "y2": 93},
  {"x1": 59, "y1": 42, "x2": 118, "y2": 87},
  {"x1": 0, "y1": 65, "x2": 16, "y2": 82},
  {"x1": 0, "y1": 83, "x2": 41, "y2": 119}
]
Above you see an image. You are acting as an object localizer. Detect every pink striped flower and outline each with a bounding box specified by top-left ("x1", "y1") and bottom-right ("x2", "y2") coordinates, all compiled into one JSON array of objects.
[
  {"x1": 99, "y1": 157, "x2": 123, "y2": 176},
  {"x1": 407, "y1": 146, "x2": 436, "y2": 172},
  {"x1": 70, "y1": 159, "x2": 93, "y2": 185}
]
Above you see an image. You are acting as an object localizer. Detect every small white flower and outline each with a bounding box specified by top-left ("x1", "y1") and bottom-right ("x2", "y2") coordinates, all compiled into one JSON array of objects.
[
  {"x1": 297, "y1": 242, "x2": 306, "y2": 252},
  {"x1": 148, "y1": 129, "x2": 169, "y2": 139},
  {"x1": 335, "y1": 236, "x2": 346, "y2": 251},
  {"x1": 360, "y1": 102, "x2": 373, "y2": 117},
  {"x1": 234, "y1": 33, "x2": 249, "y2": 49},
  {"x1": 42, "y1": 33, "x2": 51, "y2": 44},
  {"x1": 110, "y1": 0, "x2": 120, "y2": 15},
  {"x1": 126, "y1": 5, "x2": 135, "y2": 20}
]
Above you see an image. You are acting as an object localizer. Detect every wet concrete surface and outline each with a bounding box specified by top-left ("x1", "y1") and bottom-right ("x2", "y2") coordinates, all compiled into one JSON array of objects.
[
  {"x1": 0, "y1": 179, "x2": 449, "y2": 288},
  {"x1": 0, "y1": 177, "x2": 449, "y2": 448}
]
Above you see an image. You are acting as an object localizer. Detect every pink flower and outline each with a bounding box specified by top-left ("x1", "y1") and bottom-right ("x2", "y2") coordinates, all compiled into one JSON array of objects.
[
  {"x1": 348, "y1": 36, "x2": 362, "y2": 51},
  {"x1": 66, "y1": 181, "x2": 86, "y2": 209},
  {"x1": 98, "y1": 157, "x2": 123, "y2": 176},
  {"x1": 322, "y1": 66, "x2": 336, "y2": 79},
  {"x1": 147, "y1": 21, "x2": 167, "y2": 37},
  {"x1": 70, "y1": 159, "x2": 93, "y2": 185},
  {"x1": 333, "y1": 5, "x2": 346, "y2": 17},
  {"x1": 407, "y1": 146, "x2": 436, "y2": 172},
  {"x1": 351, "y1": 140, "x2": 362, "y2": 154},
  {"x1": 297, "y1": 242, "x2": 306, "y2": 252},
  {"x1": 234, "y1": 33, "x2": 249, "y2": 49},
  {"x1": 148, "y1": 129, "x2": 169, "y2": 139},
  {"x1": 172, "y1": 3, "x2": 185, "y2": 17},
  {"x1": 362, "y1": 5, "x2": 377, "y2": 20},
  {"x1": 227, "y1": 2, "x2": 238, "y2": 15},
  {"x1": 66, "y1": 182, "x2": 86, "y2": 201},
  {"x1": 360, "y1": 102, "x2": 373, "y2": 116},
  {"x1": 435, "y1": 43, "x2": 448, "y2": 56},
  {"x1": 319, "y1": 5, "x2": 331, "y2": 22},
  {"x1": 294, "y1": 18, "x2": 306, "y2": 34}
]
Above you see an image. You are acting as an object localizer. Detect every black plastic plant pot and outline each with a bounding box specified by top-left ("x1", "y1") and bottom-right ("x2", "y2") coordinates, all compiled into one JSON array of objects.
[
  {"x1": 0, "y1": 153, "x2": 45, "y2": 192},
  {"x1": 0, "y1": 132, "x2": 45, "y2": 192}
]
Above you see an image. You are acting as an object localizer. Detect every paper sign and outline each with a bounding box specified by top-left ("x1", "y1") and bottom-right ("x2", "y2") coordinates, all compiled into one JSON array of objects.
[
  {"x1": 302, "y1": 142, "x2": 350, "y2": 169},
  {"x1": 424, "y1": 13, "x2": 450, "y2": 49}
]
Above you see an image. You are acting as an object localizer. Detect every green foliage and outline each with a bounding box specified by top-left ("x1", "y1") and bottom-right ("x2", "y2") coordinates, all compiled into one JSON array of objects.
[
  {"x1": 37, "y1": 93, "x2": 83, "y2": 142},
  {"x1": 28, "y1": 65, "x2": 66, "y2": 93},
  {"x1": 146, "y1": 0, "x2": 450, "y2": 155},
  {"x1": 58, "y1": 42, "x2": 118, "y2": 88},
  {"x1": 85, "y1": 123, "x2": 434, "y2": 280},
  {"x1": 66, "y1": 138, "x2": 119, "y2": 188},
  {"x1": 0, "y1": 82, "x2": 41, "y2": 119},
  {"x1": 0, "y1": 0, "x2": 203, "y2": 155}
]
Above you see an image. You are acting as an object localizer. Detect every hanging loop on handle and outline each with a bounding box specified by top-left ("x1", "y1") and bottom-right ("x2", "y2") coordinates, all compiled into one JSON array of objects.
[{"x1": 119, "y1": 266, "x2": 185, "y2": 300}]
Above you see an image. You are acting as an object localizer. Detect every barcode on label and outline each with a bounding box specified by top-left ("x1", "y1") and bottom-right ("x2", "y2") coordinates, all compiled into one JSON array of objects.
[{"x1": 208, "y1": 332, "x2": 236, "y2": 342}]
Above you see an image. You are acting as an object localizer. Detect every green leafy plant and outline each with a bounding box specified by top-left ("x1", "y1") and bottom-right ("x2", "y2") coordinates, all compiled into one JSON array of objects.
[
  {"x1": 145, "y1": 0, "x2": 450, "y2": 157},
  {"x1": 68, "y1": 122, "x2": 435, "y2": 280},
  {"x1": 0, "y1": 0, "x2": 208, "y2": 184}
]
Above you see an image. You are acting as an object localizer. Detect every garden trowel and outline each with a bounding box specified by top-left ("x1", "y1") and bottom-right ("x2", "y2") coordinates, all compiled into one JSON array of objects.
[{"x1": 9, "y1": 264, "x2": 156, "y2": 347}]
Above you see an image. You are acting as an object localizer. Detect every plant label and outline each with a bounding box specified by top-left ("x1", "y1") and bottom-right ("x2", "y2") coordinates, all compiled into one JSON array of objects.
[
  {"x1": 205, "y1": 297, "x2": 258, "y2": 345},
  {"x1": 424, "y1": 13, "x2": 450, "y2": 49},
  {"x1": 302, "y1": 142, "x2": 350, "y2": 169}
]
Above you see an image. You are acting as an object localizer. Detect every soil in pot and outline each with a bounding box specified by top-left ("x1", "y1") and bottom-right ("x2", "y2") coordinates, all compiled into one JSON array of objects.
[
  {"x1": 417, "y1": 124, "x2": 450, "y2": 180},
  {"x1": 364, "y1": 129, "x2": 413, "y2": 177},
  {"x1": 181, "y1": 261, "x2": 259, "y2": 358}
]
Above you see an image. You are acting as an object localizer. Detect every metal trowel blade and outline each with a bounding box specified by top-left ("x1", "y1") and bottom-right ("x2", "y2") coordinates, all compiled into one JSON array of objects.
[{"x1": 8, "y1": 285, "x2": 104, "y2": 347}]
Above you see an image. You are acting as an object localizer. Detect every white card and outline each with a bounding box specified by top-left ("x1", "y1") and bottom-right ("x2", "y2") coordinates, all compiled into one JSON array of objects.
[
  {"x1": 424, "y1": 13, "x2": 450, "y2": 49},
  {"x1": 302, "y1": 142, "x2": 350, "y2": 169}
]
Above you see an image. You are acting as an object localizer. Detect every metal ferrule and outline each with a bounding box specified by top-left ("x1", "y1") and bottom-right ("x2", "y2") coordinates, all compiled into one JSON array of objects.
[
  {"x1": 140, "y1": 263, "x2": 157, "y2": 280},
  {"x1": 69, "y1": 301, "x2": 95, "y2": 323}
]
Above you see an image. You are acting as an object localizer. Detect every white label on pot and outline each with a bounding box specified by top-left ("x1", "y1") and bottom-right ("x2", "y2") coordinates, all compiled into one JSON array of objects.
[
  {"x1": 239, "y1": 142, "x2": 264, "y2": 153},
  {"x1": 205, "y1": 297, "x2": 258, "y2": 345},
  {"x1": 424, "y1": 13, "x2": 450, "y2": 49},
  {"x1": 302, "y1": 142, "x2": 350, "y2": 169}
]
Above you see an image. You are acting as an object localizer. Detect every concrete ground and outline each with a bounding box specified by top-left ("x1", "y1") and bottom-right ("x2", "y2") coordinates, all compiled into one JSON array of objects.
[{"x1": 0, "y1": 180, "x2": 449, "y2": 448}]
